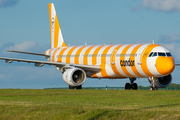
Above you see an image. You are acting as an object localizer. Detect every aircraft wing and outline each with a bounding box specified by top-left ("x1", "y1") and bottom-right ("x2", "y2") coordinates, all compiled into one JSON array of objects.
[{"x1": 0, "y1": 57, "x2": 100, "y2": 73}]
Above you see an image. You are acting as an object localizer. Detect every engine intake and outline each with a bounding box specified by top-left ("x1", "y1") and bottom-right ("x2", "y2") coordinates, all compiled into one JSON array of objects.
[
  {"x1": 62, "y1": 68, "x2": 86, "y2": 86},
  {"x1": 149, "y1": 74, "x2": 172, "y2": 88}
]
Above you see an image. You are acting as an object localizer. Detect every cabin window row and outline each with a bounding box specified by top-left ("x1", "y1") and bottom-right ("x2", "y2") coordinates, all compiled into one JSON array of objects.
[{"x1": 57, "y1": 54, "x2": 137, "y2": 58}]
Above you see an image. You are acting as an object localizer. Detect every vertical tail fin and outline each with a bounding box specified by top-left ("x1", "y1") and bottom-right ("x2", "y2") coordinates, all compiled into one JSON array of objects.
[{"x1": 49, "y1": 3, "x2": 67, "y2": 48}]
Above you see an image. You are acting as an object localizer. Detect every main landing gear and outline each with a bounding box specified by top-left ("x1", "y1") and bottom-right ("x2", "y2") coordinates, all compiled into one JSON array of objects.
[
  {"x1": 125, "y1": 78, "x2": 138, "y2": 90},
  {"x1": 69, "y1": 85, "x2": 82, "y2": 89}
]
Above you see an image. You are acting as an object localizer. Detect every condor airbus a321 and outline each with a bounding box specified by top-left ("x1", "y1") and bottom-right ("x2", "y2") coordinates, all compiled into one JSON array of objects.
[{"x1": 0, "y1": 3, "x2": 178, "y2": 90}]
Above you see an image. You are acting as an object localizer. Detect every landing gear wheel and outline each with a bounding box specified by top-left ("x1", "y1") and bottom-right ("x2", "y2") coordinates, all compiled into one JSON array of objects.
[
  {"x1": 132, "y1": 83, "x2": 138, "y2": 90},
  {"x1": 125, "y1": 83, "x2": 131, "y2": 90},
  {"x1": 76, "y1": 85, "x2": 82, "y2": 89},
  {"x1": 69, "y1": 86, "x2": 75, "y2": 89},
  {"x1": 150, "y1": 86, "x2": 158, "y2": 90}
]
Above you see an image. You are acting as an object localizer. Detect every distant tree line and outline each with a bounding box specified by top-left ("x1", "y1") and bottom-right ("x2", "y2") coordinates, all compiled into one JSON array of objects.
[
  {"x1": 169, "y1": 83, "x2": 180, "y2": 87},
  {"x1": 138, "y1": 83, "x2": 180, "y2": 88}
]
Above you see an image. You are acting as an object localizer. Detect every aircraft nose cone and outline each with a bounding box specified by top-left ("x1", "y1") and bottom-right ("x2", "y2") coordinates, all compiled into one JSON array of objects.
[{"x1": 156, "y1": 57, "x2": 175, "y2": 75}]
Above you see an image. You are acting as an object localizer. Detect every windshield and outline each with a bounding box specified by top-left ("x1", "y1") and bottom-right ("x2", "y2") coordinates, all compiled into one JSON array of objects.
[
  {"x1": 152, "y1": 52, "x2": 157, "y2": 57},
  {"x1": 148, "y1": 52, "x2": 172, "y2": 57},
  {"x1": 148, "y1": 52, "x2": 153, "y2": 57},
  {"x1": 158, "y1": 52, "x2": 166, "y2": 56},
  {"x1": 166, "y1": 52, "x2": 172, "y2": 57}
]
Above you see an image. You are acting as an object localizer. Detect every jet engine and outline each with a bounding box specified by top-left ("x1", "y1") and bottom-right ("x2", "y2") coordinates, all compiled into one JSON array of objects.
[
  {"x1": 62, "y1": 68, "x2": 86, "y2": 86},
  {"x1": 148, "y1": 74, "x2": 172, "y2": 88}
]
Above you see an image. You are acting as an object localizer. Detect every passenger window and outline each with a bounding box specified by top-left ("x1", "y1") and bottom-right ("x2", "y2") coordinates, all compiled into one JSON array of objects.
[
  {"x1": 148, "y1": 52, "x2": 153, "y2": 57},
  {"x1": 158, "y1": 52, "x2": 166, "y2": 56},
  {"x1": 152, "y1": 52, "x2": 157, "y2": 57},
  {"x1": 166, "y1": 52, "x2": 172, "y2": 57}
]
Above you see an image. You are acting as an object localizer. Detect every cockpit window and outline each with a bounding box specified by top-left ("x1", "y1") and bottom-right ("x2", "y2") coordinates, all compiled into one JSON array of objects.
[
  {"x1": 152, "y1": 52, "x2": 157, "y2": 57},
  {"x1": 166, "y1": 52, "x2": 172, "y2": 57},
  {"x1": 158, "y1": 52, "x2": 166, "y2": 56},
  {"x1": 148, "y1": 52, "x2": 153, "y2": 57}
]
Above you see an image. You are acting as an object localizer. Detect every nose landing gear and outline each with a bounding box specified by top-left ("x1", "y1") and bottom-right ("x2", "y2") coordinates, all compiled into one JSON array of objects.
[
  {"x1": 149, "y1": 77, "x2": 158, "y2": 90},
  {"x1": 125, "y1": 78, "x2": 138, "y2": 90}
]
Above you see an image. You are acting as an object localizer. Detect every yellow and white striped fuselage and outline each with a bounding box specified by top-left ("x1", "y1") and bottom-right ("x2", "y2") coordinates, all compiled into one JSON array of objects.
[{"x1": 45, "y1": 43, "x2": 175, "y2": 79}]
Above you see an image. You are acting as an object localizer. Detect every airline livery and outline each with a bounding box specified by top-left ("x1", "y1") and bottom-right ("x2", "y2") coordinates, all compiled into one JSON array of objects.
[{"x1": 0, "y1": 3, "x2": 178, "y2": 90}]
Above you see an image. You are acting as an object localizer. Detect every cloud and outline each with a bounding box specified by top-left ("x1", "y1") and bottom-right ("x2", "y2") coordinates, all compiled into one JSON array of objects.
[
  {"x1": 0, "y1": 0, "x2": 19, "y2": 8},
  {"x1": 141, "y1": 0, "x2": 180, "y2": 12},
  {"x1": 0, "y1": 41, "x2": 40, "y2": 57},
  {"x1": 0, "y1": 65, "x2": 65, "y2": 88},
  {"x1": 159, "y1": 34, "x2": 180, "y2": 43},
  {"x1": 159, "y1": 42, "x2": 180, "y2": 61},
  {"x1": 7, "y1": 41, "x2": 37, "y2": 51},
  {"x1": 161, "y1": 43, "x2": 175, "y2": 51}
]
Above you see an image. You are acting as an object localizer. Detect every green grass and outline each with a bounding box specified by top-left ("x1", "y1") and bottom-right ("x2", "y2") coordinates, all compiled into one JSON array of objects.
[{"x1": 0, "y1": 89, "x2": 180, "y2": 120}]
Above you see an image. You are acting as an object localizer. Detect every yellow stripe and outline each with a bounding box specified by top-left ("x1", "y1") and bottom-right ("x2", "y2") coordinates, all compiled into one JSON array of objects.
[
  {"x1": 101, "y1": 45, "x2": 114, "y2": 77},
  {"x1": 49, "y1": 49, "x2": 53, "y2": 53},
  {"x1": 57, "y1": 47, "x2": 68, "y2": 62},
  {"x1": 92, "y1": 45, "x2": 105, "y2": 65},
  {"x1": 61, "y1": 41, "x2": 67, "y2": 47},
  {"x1": 92, "y1": 73, "x2": 98, "y2": 78},
  {"x1": 91, "y1": 45, "x2": 105, "y2": 78},
  {"x1": 141, "y1": 44, "x2": 159, "y2": 76},
  {"x1": 130, "y1": 44, "x2": 144, "y2": 77},
  {"x1": 54, "y1": 15, "x2": 59, "y2": 48},
  {"x1": 74, "y1": 46, "x2": 86, "y2": 64},
  {"x1": 110, "y1": 45, "x2": 124, "y2": 77},
  {"x1": 52, "y1": 49, "x2": 59, "y2": 62},
  {"x1": 120, "y1": 44, "x2": 134, "y2": 77},
  {"x1": 83, "y1": 45, "x2": 96, "y2": 65},
  {"x1": 66, "y1": 46, "x2": 78, "y2": 63},
  {"x1": 48, "y1": 4, "x2": 52, "y2": 48}
]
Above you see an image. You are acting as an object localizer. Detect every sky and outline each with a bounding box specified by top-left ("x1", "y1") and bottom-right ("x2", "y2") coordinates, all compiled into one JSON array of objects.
[{"x1": 0, "y1": 0, "x2": 180, "y2": 89}]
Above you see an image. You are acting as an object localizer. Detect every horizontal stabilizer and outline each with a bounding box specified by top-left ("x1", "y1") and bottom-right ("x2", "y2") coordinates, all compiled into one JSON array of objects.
[
  {"x1": 175, "y1": 64, "x2": 180, "y2": 66},
  {"x1": 6, "y1": 50, "x2": 50, "y2": 57}
]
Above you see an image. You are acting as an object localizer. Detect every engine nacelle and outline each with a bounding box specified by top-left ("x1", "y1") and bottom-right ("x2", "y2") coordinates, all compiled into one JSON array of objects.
[
  {"x1": 62, "y1": 68, "x2": 86, "y2": 87},
  {"x1": 149, "y1": 74, "x2": 172, "y2": 88}
]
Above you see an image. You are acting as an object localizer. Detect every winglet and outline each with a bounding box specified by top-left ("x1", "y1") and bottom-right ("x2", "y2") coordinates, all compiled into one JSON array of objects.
[{"x1": 49, "y1": 3, "x2": 67, "y2": 48}]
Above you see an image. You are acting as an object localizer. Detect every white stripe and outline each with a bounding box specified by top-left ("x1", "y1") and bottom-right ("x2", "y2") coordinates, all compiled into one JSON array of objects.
[
  {"x1": 147, "y1": 46, "x2": 162, "y2": 76},
  {"x1": 135, "y1": 44, "x2": 149, "y2": 77},
  {"x1": 116, "y1": 44, "x2": 129, "y2": 77},
  {"x1": 125, "y1": 44, "x2": 139, "y2": 77},
  {"x1": 105, "y1": 44, "x2": 119, "y2": 77},
  {"x1": 51, "y1": 4, "x2": 56, "y2": 48},
  {"x1": 57, "y1": 28, "x2": 64, "y2": 47},
  {"x1": 62, "y1": 47, "x2": 73, "y2": 63},
  {"x1": 88, "y1": 45, "x2": 101, "y2": 65},
  {"x1": 71, "y1": 46, "x2": 83, "y2": 64},
  {"x1": 55, "y1": 47, "x2": 64, "y2": 62},
  {"x1": 50, "y1": 49, "x2": 56, "y2": 62},
  {"x1": 79, "y1": 45, "x2": 91, "y2": 65}
]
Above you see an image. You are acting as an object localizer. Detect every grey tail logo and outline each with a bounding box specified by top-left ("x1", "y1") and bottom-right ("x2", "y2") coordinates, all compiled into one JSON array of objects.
[{"x1": 51, "y1": 18, "x2": 55, "y2": 31}]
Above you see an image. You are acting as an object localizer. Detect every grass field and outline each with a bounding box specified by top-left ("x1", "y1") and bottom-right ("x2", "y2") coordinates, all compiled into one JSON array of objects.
[{"x1": 0, "y1": 89, "x2": 180, "y2": 120}]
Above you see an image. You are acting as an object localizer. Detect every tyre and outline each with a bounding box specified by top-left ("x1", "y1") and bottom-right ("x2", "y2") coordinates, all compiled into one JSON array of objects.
[
  {"x1": 76, "y1": 85, "x2": 82, "y2": 89},
  {"x1": 150, "y1": 86, "x2": 158, "y2": 90},
  {"x1": 69, "y1": 86, "x2": 75, "y2": 89},
  {"x1": 125, "y1": 83, "x2": 131, "y2": 90},
  {"x1": 132, "y1": 83, "x2": 138, "y2": 90}
]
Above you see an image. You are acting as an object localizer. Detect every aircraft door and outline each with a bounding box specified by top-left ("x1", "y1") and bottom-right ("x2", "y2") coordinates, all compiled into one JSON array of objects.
[{"x1": 111, "y1": 50, "x2": 117, "y2": 65}]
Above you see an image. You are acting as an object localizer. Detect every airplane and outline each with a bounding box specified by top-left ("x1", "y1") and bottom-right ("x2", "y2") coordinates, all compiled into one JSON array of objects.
[{"x1": 0, "y1": 3, "x2": 178, "y2": 90}]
